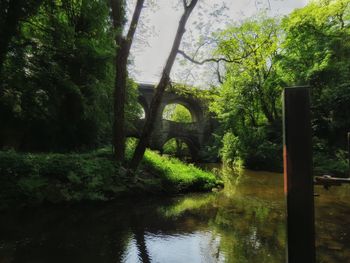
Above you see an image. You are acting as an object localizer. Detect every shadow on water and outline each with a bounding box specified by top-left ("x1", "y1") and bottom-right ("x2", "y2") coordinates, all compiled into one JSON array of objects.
[{"x1": 1, "y1": 165, "x2": 350, "y2": 262}]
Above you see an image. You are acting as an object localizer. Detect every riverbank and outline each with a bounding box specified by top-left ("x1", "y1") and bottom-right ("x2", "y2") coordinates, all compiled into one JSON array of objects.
[{"x1": 0, "y1": 147, "x2": 222, "y2": 210}]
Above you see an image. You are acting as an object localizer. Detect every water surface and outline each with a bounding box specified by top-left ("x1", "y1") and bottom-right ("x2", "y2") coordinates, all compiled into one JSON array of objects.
[{"x1": 1, "y1": 167, "x2": 349, "y2": 262}]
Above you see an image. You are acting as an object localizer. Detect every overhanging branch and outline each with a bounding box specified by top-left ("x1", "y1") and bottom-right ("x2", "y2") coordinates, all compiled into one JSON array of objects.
[
  {"x1": 177, "y1": 50, "x2": 243, "y2": 65},
  {"x1": 177, "y1": 34, "x2": 274, "y2": 66}
]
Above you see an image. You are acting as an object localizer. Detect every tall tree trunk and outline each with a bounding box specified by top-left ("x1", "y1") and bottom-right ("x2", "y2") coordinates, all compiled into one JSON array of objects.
[
  {"x1": 130, "y1": 0, "x2": 199, "y2": 170},
  {"x1": 113, "y1": 41, "x2": 128, "y2": 162},
  {"x1": 110, "y1": 0, "x2": 144, "y2": 162}
]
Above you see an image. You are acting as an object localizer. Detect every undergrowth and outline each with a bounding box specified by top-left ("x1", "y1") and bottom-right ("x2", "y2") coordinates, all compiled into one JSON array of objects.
[{"x1": 0, "y1": 145, "x2": 222, "y2": 210}]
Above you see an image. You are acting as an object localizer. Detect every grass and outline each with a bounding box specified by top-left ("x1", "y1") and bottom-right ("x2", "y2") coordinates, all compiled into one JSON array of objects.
[
  {"x1": 142, "y1": 150, "x2": 222, "y2": 192},
  {"x1": 0, "y1": 145, "x2": 222, "y2": 210}
]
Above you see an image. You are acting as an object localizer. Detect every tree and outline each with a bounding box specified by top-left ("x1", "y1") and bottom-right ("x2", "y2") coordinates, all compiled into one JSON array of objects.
[
  {"x1": 215, "y1": 16, "x2": 284, "y2": 126},
  {"x1": 110, "y1": 0, "x2": 145, "y2": 162},
  {"x1": 0, "y1": 0, "x2": 116, "y2": 151},
  {"x1": 130, "y1": 0, "x2": 199, "y2": 170},
  {"x1": 280, "y1": 0, "x2": 350, "y2": 176},
  {"x1": 0, "y1": 0, "x2": 44, "y2": 88},
  {"x1": 208, "y1": 16, "x2": 285, "y2": 170},
  {"x1": 281, "y1": 0, "x2": 350, "y2": 146}
]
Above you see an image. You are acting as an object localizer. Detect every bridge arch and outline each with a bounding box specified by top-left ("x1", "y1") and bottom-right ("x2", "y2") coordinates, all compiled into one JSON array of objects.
[
  {"x1": 159, "y1": 98, "x2": 203, "y2": 123},
  {"x1": 161, "y1": 135, "x2": 200, "y2": 161},
  {"x1": 138, "y1": 96, "x2": 149, "y2": 119},
  {"x1": 162, "y1": 103, "x2": 193, "y2": 123}
]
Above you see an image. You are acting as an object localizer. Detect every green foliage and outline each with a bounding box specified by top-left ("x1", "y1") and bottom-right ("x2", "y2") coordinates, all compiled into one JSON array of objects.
[
  {"x1": 0, "y1": 0, "x2": 140, "y2": 152},
  {"x1": 212, "y1": 3, "x2": 349, "y2": 174},
  {"x1": 221, "y1": 128, "x2": 282, "y2": 171},
  {"x1": 141, "y1": 150, "x2": 222, "y2": 193},
  {"x1": 313, "y1": 137, "x2": 349, "y2": 176},
  {"x1": 214, "y1": 15, "x2": 284, "y2": 126},
  {"x1": 211, "y1": 15, "x2": 284, "y2": 171},
  {"x1": 163, "y1": 138, "x2": 191, "y2": 160},
  {"x1": 0, "y1": 149, "x2": 122, "y2": 206},
  {"x1": 125, "y1": 79, "x2": 143, "y2": 130},
  {"x1": 163, "y1": 104, "x2": 192, "y2": 122},
  {"x1": 0, "y1": 146, "x2": 221, "y2": 209},
  {"x1": 280, "y1": 0, "x2": 350, "y2": 174},
  {"x1": 281, "y1": 0, "x2": 350, "y2": 141},
  {"x1": 167, "y1": 83, "x2": 214, "y2": 101},
  {"x1": 220, "y1": 132, "x2": 243, "y2": 167},
  {"x1": 0, "y1": 0, "x2": 44, "y2": 79},
  {"x1": 314, "y1": 150, "x2": 349, "y2": 177},
  {"x1": 162, "y1": 103, "x2": 195, "y2": 160}
]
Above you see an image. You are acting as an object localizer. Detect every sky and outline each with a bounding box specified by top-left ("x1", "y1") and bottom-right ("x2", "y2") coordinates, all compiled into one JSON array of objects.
[{"x1": 130, "y1": 0, "x2": 309, "y2": 87}]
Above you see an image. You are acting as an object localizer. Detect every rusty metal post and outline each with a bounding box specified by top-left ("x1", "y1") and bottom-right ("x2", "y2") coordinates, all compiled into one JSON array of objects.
[{"x1": 283, "y1": 87, "x2": 315, "y2": 263}]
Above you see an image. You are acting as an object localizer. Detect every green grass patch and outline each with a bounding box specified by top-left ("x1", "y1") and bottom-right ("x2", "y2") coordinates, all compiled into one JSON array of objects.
[{"x1": 141, "y1": 150, "x2": 222, "y2": 193}]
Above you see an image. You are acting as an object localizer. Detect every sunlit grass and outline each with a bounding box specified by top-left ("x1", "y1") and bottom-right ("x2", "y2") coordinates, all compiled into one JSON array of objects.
[
  {"x1": 141, "y1": 149, "x2": 222, "y2": 192},
  {"x1": 125, "y1": 137, "x2": 222, "y2": 192}
]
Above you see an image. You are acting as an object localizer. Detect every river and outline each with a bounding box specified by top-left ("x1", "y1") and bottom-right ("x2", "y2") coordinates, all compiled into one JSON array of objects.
[{"x1": 0, "y1": 166, "x2": 350, "y2": 262}]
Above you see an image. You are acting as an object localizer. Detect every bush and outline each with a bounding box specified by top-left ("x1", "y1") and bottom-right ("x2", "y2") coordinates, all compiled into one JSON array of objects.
[
  {"x1": 221, "y1": 127, "x2": 283, "y2": 172},
  {"x1": 221, "y1": 132, "x2": 243, "y2": 167},
  {"x1": 0, "y1": 147, "x2": 221, "y2": 209},
  {"x1": 0, "y1": 150, "x2": 124, "y2": 207},
  {"x1": 313, "y1": 138, "x2": 349, "y2": 177}
]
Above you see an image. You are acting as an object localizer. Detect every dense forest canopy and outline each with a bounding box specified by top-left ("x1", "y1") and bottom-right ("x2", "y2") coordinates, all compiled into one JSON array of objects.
[{"x1": 0, "y1": 0, "x2": 140, "y2": 151}]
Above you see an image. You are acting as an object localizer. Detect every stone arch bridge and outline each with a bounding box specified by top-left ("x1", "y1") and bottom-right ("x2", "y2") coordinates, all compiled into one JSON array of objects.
[{"x1": 126, "y1": 83, "x2": 215, "y2": 161}]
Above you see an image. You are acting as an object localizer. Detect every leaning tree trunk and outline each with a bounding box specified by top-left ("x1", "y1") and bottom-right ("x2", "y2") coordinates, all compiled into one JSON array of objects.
[
  {"x1": 110, "y1": 0, "x2": 144, "y2": 162},
  {"x1": 130, "y1": 0, "x2": 199, "y2": 170}
]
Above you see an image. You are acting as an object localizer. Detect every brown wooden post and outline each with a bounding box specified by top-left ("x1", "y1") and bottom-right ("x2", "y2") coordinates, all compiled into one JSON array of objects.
[
  {"x1": 348, "y1": 132, "x2": 350, "y2": 177},
  {"x1": 283, "y1": 87, "x2": 315, "y2": 263}
]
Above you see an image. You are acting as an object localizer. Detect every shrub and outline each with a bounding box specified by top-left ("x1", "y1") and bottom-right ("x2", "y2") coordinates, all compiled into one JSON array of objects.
[
  {"x1": 0, "y1": 146, "x2": 221, "y2": 209},
  {"x1": 221, "y1": 132, "x2": 243, "y2": 167},
  {"x1": 221, "y1": 128, "x2": 283, "y2": 172}
]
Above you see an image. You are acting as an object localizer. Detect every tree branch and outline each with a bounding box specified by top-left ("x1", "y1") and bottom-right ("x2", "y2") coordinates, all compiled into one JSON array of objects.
[
  {"x1": 187, "y1": 0, "x2": 197, "y2": 9},
  {"x1": 177, "y1": 49, "x2": 247, "y2": 65},
  {"x1": 177, "y1": 27, "x2": 276, "y2": 67},
  {"x1": 125, "y1": 0, "x2": 144, "y2": 52}
]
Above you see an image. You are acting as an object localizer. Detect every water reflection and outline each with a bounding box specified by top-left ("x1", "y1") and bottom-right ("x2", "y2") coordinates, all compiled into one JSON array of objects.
[
  {"x1": 122, "y1": 231, "x2": 223, "y2": 263},
  {"x1": 0, "y1": 167, "x2": 349, "y2": 262}
]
